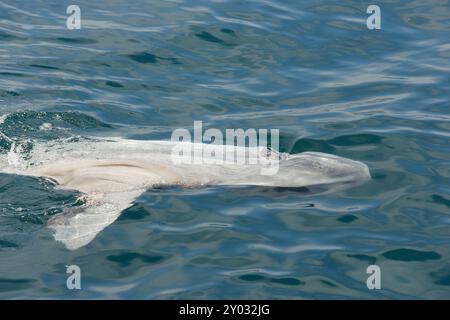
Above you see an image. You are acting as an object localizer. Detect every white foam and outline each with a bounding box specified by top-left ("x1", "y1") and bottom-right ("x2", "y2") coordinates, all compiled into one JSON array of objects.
[
  {"x1": 39, "y1": 122, "x2": 52, "y2": 131},
  {"x1": 0, "y1": 113, "x2": 8, "y2": 124},
  {"x1": 7, "y1": 142, "x2": 22, "y2": 168}
]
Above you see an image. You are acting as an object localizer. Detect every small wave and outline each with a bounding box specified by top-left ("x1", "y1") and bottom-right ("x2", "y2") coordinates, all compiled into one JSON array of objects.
[
  {"x1": 148, "y1": 222, "x2": 233, "y2": 232},
  {"x1": 248, "y1": 243, "x2": 343, "y2": 253},
  {"x1": 0, "y1": 110, "x2": 112, "y2": 141},
  {"x1": 223, "y1": 268, "x2": 291, "y2": 276}
]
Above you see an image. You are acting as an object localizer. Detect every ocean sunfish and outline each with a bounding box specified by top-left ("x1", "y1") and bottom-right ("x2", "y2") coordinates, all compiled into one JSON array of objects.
[{"x1": 0, "y1": 137, "x2": 371, "y2": 250}]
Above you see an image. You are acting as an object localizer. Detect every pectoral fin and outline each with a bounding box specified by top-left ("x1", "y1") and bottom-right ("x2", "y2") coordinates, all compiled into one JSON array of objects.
[{"x1": 47, "y1": 190, "x2": 144, "y2": 250}]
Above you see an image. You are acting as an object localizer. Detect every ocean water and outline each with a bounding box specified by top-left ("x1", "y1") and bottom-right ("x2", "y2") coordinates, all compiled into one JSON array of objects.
[{"x1": 0, "y1": 0, "x2": 449, "y2": 299}]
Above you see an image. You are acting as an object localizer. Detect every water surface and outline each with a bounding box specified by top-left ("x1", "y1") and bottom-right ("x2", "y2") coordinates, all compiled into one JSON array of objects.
[{"x1": 0, "y1": 0, "x2": 449, "y2": 299}]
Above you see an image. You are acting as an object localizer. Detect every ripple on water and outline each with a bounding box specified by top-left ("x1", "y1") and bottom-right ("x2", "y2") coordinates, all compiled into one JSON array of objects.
[{"x1": 0, "y1": 0, "x2": 450, "y2": 299}]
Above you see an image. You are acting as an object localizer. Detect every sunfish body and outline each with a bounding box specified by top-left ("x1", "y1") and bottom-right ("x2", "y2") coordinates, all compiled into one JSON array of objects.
[{"x1": 0, "y1": 138, "x2": 370, "y2": 249}]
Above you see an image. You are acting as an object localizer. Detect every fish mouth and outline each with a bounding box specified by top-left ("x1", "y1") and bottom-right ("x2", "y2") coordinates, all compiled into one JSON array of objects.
[{"x1": 296, "y1": 151, "x2": 371, "y2": 182}]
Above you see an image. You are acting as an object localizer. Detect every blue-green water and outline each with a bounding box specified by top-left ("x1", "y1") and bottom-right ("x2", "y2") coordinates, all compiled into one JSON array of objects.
[{"x1": 0, "y1": 0, "x2": 449, "y2": 299}]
